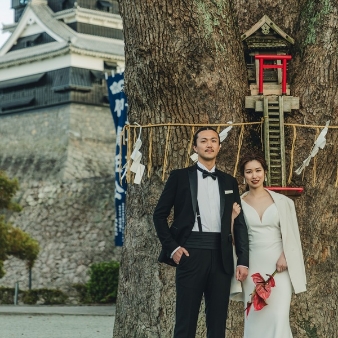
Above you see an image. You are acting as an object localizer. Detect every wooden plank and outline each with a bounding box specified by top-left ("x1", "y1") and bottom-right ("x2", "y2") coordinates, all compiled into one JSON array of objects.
[
  {"x1": 263, "y1": 96, "x2": 271, "y2": 186},
  {"x1": 250, "y1": 88, "x2": 291, "y2": 96},
  {"x1": 291, "y1": 97, "x2": 300, "y2": 109},
  {"x1": 265, "y1": 16, "x2": 295, "y2": 44},
  {"x1": 282, "y1": 97, "x2": 299, "y2": 112},
  {"x1": 255, "y1": 100, "x2": 263, "y2": 112},
  {"x1": 250, "y1": 84, "x2": 291, "y2": 96},
  {"x1": 245, "y1": 96, "x2": 299, "y2": 112},
  {"x1": 277, "y1": 57, "x2": 282, "y2": 84},
  {"x1": 283, "y1": 96, "x2": 299, "y2": 110},
  {"x1": 245, "y1": 96, "x2": 257, "y2": 109},
  {"x1": 245, "y1": 96, "x2": 264, "y2": 111},
  {"x1": 255, "y1": 58, "x2": 259, "y2": 86},
  {"x1": 241, "y1": 16, "x2": 266, "y2": 40},
  {"x1": 279, "y1": 96, "x2": 286, "y2": 187},
  {"x1": 283, "y1": 100, "x2": 291, "y2": 112}
]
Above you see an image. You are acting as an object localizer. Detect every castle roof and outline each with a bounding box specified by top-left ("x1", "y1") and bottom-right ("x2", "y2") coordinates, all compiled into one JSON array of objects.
[{"x1": 0, "y1": 2, "x2": 124, "y2": 69}]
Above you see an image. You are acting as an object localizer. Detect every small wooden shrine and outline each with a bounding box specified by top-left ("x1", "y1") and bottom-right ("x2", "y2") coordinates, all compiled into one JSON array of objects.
[{"x1": 242, "y1": 15, "x2": 303, "y2": 196}]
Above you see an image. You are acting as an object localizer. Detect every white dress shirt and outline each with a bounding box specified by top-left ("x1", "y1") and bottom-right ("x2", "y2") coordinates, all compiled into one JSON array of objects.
[{"x1": 192, "y1": 161, "x2": 221, "y2": 232}]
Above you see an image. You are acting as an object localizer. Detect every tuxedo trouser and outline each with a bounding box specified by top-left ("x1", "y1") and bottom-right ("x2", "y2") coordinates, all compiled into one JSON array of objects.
[{"x1": 174, "y1": 248, "x2": 232, "y2": 338}]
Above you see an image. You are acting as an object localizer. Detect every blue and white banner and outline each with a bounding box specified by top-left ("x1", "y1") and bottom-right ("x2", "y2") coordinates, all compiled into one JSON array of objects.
[{"x1": 106, "y1": 72, "x2": 128, "y2": 246}]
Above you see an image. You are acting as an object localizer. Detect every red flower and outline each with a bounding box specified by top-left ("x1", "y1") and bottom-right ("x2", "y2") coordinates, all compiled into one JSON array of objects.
[
  {"x1": 251, "y1": 272, "x2": 265, "y2": 284},
  {"x1": 255, "y1": 282, "x2": 272, "y2": 300},
  {"x1": 253, "y1": 292, "x2": 267, "y2": 310},
  {"x1": 244, "y1": 269, "x2": 278, "y2": 316}
]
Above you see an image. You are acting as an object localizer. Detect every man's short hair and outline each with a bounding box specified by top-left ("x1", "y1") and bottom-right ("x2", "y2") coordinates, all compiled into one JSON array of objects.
[{"x1": 193, "y1": 126, "x2": 220, "y2": 146}]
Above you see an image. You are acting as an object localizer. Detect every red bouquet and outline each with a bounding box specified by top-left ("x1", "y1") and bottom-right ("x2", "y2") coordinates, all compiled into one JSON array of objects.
[{"x1": 245, "y1": 269, "x2": 278, "y2": 316}]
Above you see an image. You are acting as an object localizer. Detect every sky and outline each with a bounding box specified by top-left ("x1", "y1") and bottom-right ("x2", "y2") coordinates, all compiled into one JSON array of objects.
[{"x1": 0, "y1": 0, "x2": 14, "y2": 48}]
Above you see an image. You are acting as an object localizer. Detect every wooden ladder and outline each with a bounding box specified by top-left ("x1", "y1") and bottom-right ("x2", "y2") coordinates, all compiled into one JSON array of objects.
[{"x1": 263, "y1": 96, "x2": 286, "y2": 187}]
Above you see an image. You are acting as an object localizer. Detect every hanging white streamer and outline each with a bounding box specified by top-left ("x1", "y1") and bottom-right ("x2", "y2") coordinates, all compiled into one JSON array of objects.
[
  {"x1": 190, "y1": 122, "x2": 233, "y2": 163},
  {"x1": 129, "y1": 123, "x2": 145, "y2": 184},
  {"x1": 295, "y1": 120, "x2": 330, "y2": 175},
  {"x1": 134, "y1": 164, "x2": 145, "y2": 184},
  {"x1": 219, "y1": 122, "x2": 233, "y2": 142},
  {"x1": 190, "y1": 153, "x2": 198, "y2": 163}
]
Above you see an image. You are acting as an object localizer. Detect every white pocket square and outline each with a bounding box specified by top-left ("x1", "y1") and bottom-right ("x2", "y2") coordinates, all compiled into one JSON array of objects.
[{"x1": 224, "y1": 190, "x2": 233, "y2": 194}]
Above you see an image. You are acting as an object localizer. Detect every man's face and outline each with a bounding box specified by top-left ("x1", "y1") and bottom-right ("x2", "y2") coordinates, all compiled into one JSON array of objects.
[{"x1": 193, "y1": 130, "x2": 221, "y2": 161}]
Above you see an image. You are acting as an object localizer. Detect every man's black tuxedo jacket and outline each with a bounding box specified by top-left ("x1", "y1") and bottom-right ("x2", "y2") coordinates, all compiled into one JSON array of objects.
[{"x1": 153, "y1": 164, "x2": 249, "y2": 274}]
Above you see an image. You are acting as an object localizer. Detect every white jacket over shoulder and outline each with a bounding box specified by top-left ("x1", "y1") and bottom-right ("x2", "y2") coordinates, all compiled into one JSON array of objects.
[
  {"x1": 231, "y1": 189, "x2": 307, "y2": 298},
  {"x1": 266, "y1": 189, "x2": 307, "y2": 294}
]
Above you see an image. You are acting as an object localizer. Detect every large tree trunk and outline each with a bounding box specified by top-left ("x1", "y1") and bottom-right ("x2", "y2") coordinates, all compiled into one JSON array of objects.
[
  {"x1": 114, "y1": 0, "x2": 338, "y2": 337},
  {"x1": 287, "y1": 1, "x2": 338, "y2": 337}
]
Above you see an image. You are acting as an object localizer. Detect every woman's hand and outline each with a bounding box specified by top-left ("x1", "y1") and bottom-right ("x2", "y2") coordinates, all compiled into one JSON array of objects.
[
  {"x1": 232, "y1": 202, "x2": 241, "y2": 221},
  {"x1": 276, "y1": 252, "x2": 288, "y2": 272}
]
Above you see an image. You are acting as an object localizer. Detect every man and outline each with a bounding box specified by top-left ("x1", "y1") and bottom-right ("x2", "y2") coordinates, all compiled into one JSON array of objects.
[{"x1": 153, "y1": 126, "x2": 249, "y2": 338}]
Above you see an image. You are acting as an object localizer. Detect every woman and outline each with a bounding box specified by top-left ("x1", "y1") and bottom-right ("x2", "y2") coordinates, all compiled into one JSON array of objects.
[{"x1": 233, "y1": 152, "x2": 306, "y2": 338}]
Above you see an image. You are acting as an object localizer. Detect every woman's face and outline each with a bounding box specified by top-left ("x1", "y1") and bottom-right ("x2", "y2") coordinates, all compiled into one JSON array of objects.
[{"x1": 244, "y1": 160, "x2": 265, "y2": 189}]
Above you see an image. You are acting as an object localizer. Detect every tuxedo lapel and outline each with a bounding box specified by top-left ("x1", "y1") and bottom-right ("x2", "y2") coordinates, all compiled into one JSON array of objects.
[{"x1": 188, "y1": 165, "x2": 198, "y2": 216}]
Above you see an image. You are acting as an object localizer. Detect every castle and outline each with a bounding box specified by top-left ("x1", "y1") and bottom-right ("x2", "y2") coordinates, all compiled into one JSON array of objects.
[{"x1": 0, "y1": 0, "x2": 124, "y2": 298}]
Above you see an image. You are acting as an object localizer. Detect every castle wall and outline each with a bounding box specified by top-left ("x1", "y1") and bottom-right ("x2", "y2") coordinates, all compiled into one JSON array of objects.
[
  {"x1": 0, "y1": 105, "x2": 69, "y2": 181},
  {"x1": 0, "y1": 103, "x2": 120, "y2": 297}
]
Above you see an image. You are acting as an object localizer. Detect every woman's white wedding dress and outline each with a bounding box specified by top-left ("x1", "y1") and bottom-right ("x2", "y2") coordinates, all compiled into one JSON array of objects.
[{"x1": 241, "y1": 200, "x2": 293, "y2": 338}]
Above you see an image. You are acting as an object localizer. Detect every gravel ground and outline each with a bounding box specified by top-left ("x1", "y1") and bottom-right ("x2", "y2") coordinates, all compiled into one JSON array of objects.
[
  {"x1": 0, "y1": 306, "x2": 115, "y2": 338},
  {"x1": 0, "y1": 314, "x2": 115, "y2": 338}
]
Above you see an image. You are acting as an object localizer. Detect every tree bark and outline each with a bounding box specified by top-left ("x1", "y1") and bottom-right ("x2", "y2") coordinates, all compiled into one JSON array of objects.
[
  {"x1": 286, "y1": 1, "x2": 338, "y2": 336},
  {"x1": 114, "y1": 0, "x2": 338, "y2": 337}
]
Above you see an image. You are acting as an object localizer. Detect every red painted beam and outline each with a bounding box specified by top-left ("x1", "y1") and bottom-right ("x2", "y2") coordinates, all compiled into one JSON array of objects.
[
  {"x1": 266, "y1": 186, "x2": 304, "y2": 197},
  {"x1": 255, "y1": 55, "x2": 292, "y2": 60},
  {"x1": 255, "y1": 55, "x2": 292, "y2": 95}
]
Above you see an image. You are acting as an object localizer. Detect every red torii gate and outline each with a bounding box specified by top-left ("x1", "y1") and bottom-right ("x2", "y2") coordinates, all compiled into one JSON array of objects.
[{"x1": 255, "y1": 55, "x2": 292, "y2": 95}]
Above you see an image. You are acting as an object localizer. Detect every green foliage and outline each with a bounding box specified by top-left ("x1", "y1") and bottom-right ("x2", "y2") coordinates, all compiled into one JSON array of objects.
[
  {"x1": 0, "y1": 260, "x2": 119, "y2": 305},
  {"x1": 86, "y1": 261, "x2": 120, "y2": 303},
  {"x1": 72, "y1": 283, "x2": 93, "y2": 304},
  {"x1": 0, "y1": 287, "x2": 15, "y2": 304},
  {"x1": 36, "y1": 288, "x2": 68, "y2": 305},
  {"x1": 0, "y1": 171, "x2": 40, "y2": 278},
  {"x1": 22, "y1": 290, "x2": 39, "y2": 305},
  {"x1": 6, "y1": 227, "x2": 40, "y2": 269},
  {"x1": 72, "y1": 261, "x2": 120, "y2": 304},
  {"x1": 0, "y1": 172, "x2": 22, "y2": 212},
  {"x1": 0, "y1": 287, "x2": 68, "y2": 305}
]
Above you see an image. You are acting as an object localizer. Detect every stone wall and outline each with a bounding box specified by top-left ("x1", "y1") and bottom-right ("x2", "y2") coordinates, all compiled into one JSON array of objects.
[
  {"x1": 0, "y1": 103, "x2": 116, "y2": 182},
  {"x1": 0, "y1": 106, "x2": 69, "y2": 182},
  {"x1": 0, "y1": 103, "x2": 121, "y2": 296},
  {"x1": 64, "y1": 104, "x2": 116, "y2": 180}
]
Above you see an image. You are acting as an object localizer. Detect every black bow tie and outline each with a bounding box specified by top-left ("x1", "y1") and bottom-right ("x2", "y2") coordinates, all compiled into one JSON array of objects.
[{"x1": 197, "y1": 166, "x2": 217, "y2": 180}]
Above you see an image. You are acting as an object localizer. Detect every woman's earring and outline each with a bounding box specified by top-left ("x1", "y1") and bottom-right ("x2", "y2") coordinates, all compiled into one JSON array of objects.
[
  {"x1": 265, "y1": 174, "x2": 267, "y2": 182},
  {"x1": 243, "y1": 178, "x2": 246, "y2": 185}
]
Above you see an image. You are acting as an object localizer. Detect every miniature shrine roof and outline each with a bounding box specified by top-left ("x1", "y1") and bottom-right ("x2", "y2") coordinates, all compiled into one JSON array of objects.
[{"x1": 241, "y1": 15, "x2": 294, "y2": 50}]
